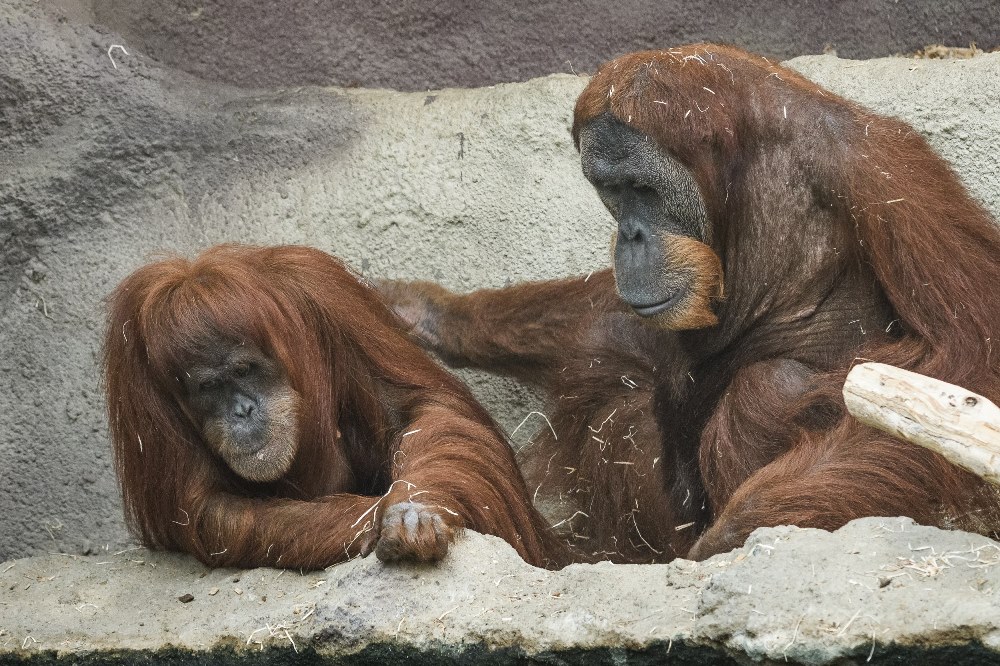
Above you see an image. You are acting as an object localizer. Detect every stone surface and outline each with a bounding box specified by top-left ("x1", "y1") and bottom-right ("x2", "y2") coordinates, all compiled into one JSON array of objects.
[
  {"x1": 2, "y1": 518, "x2": 1000, "y2": 664},
  {"x1": 73, "y1": 0, "x2": 1000, "y2": 91},
  {"x1": 2, "y1": 0, "x2": 1000, "y2": 579}
]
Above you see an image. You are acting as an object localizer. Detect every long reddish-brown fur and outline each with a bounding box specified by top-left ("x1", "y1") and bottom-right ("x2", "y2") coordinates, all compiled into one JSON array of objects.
[
  {"x1": 383, "y1": 45, "x2": 1000, "y2": 562},
  {"x1": 103, "y1": 245, "x2": 565, "y2": 569}
]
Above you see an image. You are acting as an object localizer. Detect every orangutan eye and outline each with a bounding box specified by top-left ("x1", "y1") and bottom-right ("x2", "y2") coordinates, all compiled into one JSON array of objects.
[
  {"x1": 199, "y1": 378, "x2": 220, "y2": 392},
  {"x1": 232, "y1": 362, "x2": 252, "y2": 378}
]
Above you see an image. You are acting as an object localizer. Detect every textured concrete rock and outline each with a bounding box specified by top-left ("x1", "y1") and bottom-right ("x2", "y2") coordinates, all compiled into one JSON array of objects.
[
  {"x1": 78, "y1": 0, "x2": 1000, "y2": 91},
  {"x1": 2, "y1": 0, "x2": 1000, "y2": 575},
  {"x1": 2, "y1": 519, "x2": 1000, "y2": 664}
]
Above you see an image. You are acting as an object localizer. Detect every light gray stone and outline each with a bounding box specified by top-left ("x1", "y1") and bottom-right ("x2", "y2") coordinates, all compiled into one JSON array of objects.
[{"x1": 2, "y1": 518, "x2": 999, "y2": 663}]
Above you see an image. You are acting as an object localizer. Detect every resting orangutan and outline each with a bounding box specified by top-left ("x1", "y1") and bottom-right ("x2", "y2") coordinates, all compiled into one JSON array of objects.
[{"x1": 103, "y1": 244, "x2": 566, "y2": 569}]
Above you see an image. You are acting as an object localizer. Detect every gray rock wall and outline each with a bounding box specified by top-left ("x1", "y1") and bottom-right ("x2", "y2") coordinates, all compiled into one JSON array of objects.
[
  {"x1": 2, "y1": 0, "x2": 1000, "y2": 570},
  {"x1": 80, "y1": 0, "x2": 1000, "y2": 91}
]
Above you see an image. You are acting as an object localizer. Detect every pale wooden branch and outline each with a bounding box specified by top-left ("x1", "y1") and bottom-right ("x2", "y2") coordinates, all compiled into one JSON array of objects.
[{"x1": 843, "y1": 362, "x2": 1000, "y2": 486}]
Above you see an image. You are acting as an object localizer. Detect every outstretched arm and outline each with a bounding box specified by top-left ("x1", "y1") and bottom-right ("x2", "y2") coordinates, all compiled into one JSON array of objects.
[{"x1": 379, "y1": 270, "x2": 623, "y2": 389}]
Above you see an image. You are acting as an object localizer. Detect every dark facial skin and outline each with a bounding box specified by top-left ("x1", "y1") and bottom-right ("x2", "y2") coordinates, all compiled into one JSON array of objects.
[
  {"x1": 182, "y1": 341, "x2": 301, "y2": 482},
  {"x1": 578, "y1": 113, "x2": 709, "y2": 317}
]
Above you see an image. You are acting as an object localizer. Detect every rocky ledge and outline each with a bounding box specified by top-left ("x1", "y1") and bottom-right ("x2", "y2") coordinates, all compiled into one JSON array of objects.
[{"x1": 2, "y1": 518, "x2": 999, "y2": 664}]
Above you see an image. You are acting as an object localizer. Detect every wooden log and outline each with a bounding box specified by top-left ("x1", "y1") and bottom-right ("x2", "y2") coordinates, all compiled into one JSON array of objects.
[{"x1": 843, "y1": 362, "x2": 1000, "y2": 486}]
